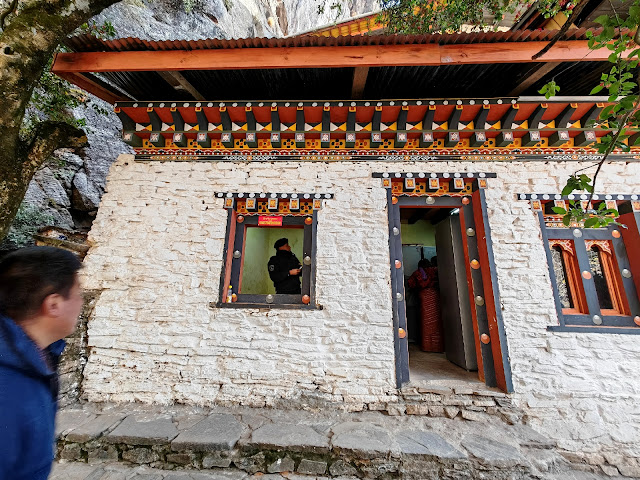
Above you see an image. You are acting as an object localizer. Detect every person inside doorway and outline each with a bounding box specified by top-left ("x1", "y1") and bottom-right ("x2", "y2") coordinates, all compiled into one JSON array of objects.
[
  {"x1": 268, "y1": 238, "x2": 302, "y2": 294},
  {"x1": 408, "y1": 258, "x2": 444, "y2": 352}
]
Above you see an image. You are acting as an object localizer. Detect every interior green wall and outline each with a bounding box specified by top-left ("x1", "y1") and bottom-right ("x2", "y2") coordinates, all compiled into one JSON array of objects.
[
  {"x1": 241, "y1": 227, "x2": 304, "y2": 294},
  {"x1": 401, "y1": 219, "x2": 436, "y2": 246}
]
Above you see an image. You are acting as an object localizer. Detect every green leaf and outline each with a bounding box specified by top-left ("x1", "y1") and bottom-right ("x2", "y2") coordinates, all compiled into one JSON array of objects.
[
  {"x1": 594, "y1": 14, "x2": 610, "y2": 25},
  {"x1": 600, "y1": 105, "x2": 615, "y2": 118},
  {"x1": 584, "y1": 217, "x2": 599, "y2": 228},
  {"x1": 590, "y1": 84, "x2": 604, "y2": 95},
  {"x1": 552, "y1": 207, "x2": 567, "y2": 215},
  {"x1": 562, "y1": 215, "x2": 571, "y2": 226}
]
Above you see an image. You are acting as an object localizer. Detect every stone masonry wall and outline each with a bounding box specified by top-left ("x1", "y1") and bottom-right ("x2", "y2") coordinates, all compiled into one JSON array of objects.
[{"x1": 81, "y1": 154, "x2": 640, "y2": 461}]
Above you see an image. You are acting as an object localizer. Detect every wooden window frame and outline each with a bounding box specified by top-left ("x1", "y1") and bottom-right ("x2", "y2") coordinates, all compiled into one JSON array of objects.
[
  {"x1": 549, "y1": 241, "x2": 588, "y2": 315},
  {"x1": 532, "y1": 198, "x2": 640, "y2": 333},
  {"x1": 217, "y1": 210, "x2": 321, "y2": 310},
  {"x1": 586, "y1": 242, "x2": 630, "y2": 316}
]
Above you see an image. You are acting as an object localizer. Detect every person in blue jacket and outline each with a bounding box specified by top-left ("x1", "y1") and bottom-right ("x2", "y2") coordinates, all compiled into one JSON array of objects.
[{"x1": 0, "y1": 247, "x2": 83, "y2": 480}]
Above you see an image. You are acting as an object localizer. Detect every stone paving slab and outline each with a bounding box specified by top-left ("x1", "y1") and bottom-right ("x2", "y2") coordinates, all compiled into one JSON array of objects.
[
  {"x1": 461, "y1": 434, "x2": 527, "y2": 468},
  {"x1": 56, "y1": 409, "x2": 96, "y2": 439},
  {"x1": 171, "y1": 414, "x2": 246, "y2": 452},
  {"x1": 54, "y1": 403, "x2": 626, "y2": 480},
  {"x1": 247, "y1": 423, "x2": 330, "y2": 453},
  {"x1": 50, "y1": 462, "x2": 101, "y2": 479},
  {"x1": 330, "y1": 422, "x2": 400, "y2": 457},
  {"x1": 66, "y1": 413, "x2": 127, "y2": 443},
  {"x1": 510, "y1": 424, "x2": 558, "y2": 449},
  {"x1": 105, "y1": 414, "x2": 179, "y2": 446},
  {"x1": 395, "y1": 430, "x2": 466, "y2": 459},
  {"x1": 51, "y1": 462, "x2": 362, "y2": 480}
]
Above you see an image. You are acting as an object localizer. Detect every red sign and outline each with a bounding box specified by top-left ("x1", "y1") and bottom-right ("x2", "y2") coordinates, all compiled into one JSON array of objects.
[{"x1": 258, "y1": 216, "x2": 283, "y2": 227}]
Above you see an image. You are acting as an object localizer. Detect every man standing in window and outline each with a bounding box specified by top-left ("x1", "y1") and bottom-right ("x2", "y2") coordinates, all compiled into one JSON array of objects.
[
  {"x1": 0, "y1": 247, "x2": 83, "y2": 480},
  {"x1": 268, "y1": 238, "x2": 302, "y2": 294}
]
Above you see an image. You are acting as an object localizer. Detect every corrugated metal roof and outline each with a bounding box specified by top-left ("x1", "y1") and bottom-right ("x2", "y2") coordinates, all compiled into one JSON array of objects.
[{"x1": 64, "y1": 28, "x2": 603, "y2": 52}]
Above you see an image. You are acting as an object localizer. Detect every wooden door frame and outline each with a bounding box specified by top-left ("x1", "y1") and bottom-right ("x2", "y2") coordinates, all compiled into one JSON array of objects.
[{"x1": 376, "y1": 173, "x2": 513, "y2": 392}]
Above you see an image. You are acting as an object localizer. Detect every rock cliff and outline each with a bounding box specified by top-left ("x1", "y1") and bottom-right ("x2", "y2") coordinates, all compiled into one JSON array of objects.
[{"x1": 4, "y1": 0, "x2": 376, "y2": 250}]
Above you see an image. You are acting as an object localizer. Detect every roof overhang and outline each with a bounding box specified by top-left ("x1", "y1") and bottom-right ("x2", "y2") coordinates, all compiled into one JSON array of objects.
[{"x1": 52, "y1": 30, "x2": 635, "y2": 104}]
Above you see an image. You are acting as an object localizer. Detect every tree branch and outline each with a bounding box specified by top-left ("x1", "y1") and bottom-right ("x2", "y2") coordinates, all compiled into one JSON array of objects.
[
  {"x1": 587, "y1": 105, "x2": 637, "y2": 207},
  {"x1": 21, "y1": 120, "x2": 87, "y2": 181},
  {"x1": 532, "y1": 0, "x2": 591, "y2": 60},
  {"x1": 0, "y1": 0, "x2": 19, "y2": 30}
]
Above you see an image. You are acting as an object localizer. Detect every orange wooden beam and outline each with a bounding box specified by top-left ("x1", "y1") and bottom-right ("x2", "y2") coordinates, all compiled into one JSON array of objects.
[
  {"x1": 52, "y1": 40, "x2": 629, "y2": 74},
  {"x1": 56, "y1": 71, "x2": 130, "y2": 103}
]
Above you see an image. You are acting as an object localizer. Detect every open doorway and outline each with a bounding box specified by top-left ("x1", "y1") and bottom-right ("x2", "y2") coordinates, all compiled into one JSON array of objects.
[
  {"x1": 377, "y1": 171, "x2": 512, "y2": 392},
  {"x1": 401, "y1": 206, "x2": 482, "y2": 386}
]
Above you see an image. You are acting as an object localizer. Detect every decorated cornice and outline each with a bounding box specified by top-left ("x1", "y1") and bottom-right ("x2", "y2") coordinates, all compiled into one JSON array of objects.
[{"x1": 118, "y1": 99, "x2": 640, "y2": 161}]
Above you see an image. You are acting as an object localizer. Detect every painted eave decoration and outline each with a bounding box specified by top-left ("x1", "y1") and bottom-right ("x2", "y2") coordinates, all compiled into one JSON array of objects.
[{"x1": 116, "y1": 99, "x2": 640, "y2": 162}]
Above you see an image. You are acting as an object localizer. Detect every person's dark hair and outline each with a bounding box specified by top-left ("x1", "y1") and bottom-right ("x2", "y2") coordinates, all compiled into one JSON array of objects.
[
  {"x1": 418, "y1": 259, "x2": 430, "y2": 269},
  {"x1": 0, "y1": 247, "x2": 82, "y2": 323},
  {"x1": 430, "y1": 256, "x2": 438, "y2": 267},
  {"x1": 274, "y1": 237, "x2": 289, "y2": 250}
]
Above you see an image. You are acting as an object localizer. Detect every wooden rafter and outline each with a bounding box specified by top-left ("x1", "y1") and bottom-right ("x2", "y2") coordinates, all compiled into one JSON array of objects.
[
  {"x1": 158, "y1": 71, "x2": 205, "y2": 101},
  {"x1": 56, "y1": 72, "x2": 131, "y2": 104},
  {"x1": 508, "y1": 62, "x2": 562, "y2": 96},
  {"x1": 351, "y1": 67, "x2": 369, "y2": 99}
]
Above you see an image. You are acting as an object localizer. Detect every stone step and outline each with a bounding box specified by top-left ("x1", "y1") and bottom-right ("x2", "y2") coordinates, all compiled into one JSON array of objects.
[{"x1": 54, "y1": 403, "x2": 586, "y2": 480}]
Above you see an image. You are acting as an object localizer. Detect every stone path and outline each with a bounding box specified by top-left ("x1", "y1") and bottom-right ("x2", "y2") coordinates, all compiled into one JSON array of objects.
[
  {"x1": 54, "y1": 402, "x2": 632, "y2": 479},
  {"x1": 50, "y1": 461, "x2": 616, "y2": 480}
]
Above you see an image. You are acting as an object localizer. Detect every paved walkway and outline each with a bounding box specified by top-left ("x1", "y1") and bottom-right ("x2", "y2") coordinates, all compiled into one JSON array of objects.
[
  {"x1": 54, "y1": 402, "x2": 628, "y2": 479},
  {"x1": 50, "y1": 461, "x2": 615, "y2": 480}
]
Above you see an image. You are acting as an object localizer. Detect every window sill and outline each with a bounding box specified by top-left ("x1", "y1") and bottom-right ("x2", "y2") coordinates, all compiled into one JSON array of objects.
[
  {"x1": 547, "y1": 325, "x2": 640, "y2": 335},
  {"x1": 212, "y1": 302, "x2": 323, "y2": 310}
]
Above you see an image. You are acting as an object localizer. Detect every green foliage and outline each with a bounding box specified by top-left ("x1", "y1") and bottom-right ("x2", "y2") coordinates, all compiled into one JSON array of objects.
[
  {"x1": 20, "y1": 21, "x2": 117, "y2": 141},
  {"x1": 551, "y1": 201, "x2": 619, "y2": 228},
  {"x1": 5, "y1": 204, "x2": 54, "y2": 248},
  {"x1": 183, "y1": 0, "x2": 195, "y2": 13},
  {"x1": 317, "y1": 1, "x2": 343, "y2": 18},
  {"x1": 539, "y1": 79, "x2": 560, "y2": 99},
  {"x1": 78, "y1": 20, "x2": 116, "y2": 39},
  {"x1": 378, "y1": 0, "x2": 577, "y2": 35},
  {"x1": 538, "y1": 1, "x2": 640, "y2": 227}
]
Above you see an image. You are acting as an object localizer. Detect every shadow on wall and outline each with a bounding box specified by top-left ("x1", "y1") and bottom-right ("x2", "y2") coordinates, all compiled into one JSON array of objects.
[{"x1": 58, "y1": 290, "x2": 101, "y2": 407}]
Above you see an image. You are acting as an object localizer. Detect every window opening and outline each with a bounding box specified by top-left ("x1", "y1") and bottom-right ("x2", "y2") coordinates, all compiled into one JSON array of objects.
[
  {"x1": 548, "y1": 239, "x2": 587, "y2": 315},
  {"x1": 241, "y1": 226, "x2": 304, "y2": 295},
  {"x1": 588, "y1": 246, "x2": 614, "y2": 311},
  {"x1": 551, "y1": 246, "x2": 574, "y2": 309}
]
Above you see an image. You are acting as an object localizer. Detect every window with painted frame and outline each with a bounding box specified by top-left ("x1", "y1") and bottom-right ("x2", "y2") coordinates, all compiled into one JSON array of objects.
[
  {"x1": 215, "y1": 192, "x2": 330, "y2": 309},
  {"x1": 524, "y1": 194, "x2": 640, "y2": 333}
]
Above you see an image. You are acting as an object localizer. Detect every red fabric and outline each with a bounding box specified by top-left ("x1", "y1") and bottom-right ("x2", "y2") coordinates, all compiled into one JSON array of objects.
[{"x1": 408, "y1": 267, "x2": 444, "y2": 352}]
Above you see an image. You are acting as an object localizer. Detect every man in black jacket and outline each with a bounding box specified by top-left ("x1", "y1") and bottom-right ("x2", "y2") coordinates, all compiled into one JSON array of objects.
[{"x1": 268, "y1": 238, "x2": 302, "y2": 294}]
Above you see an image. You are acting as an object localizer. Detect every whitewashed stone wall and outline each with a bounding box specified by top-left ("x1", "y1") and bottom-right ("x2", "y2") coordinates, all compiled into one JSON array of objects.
[{"x1": 81, "y1": 154, "x2": 640, "y2": 459}]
